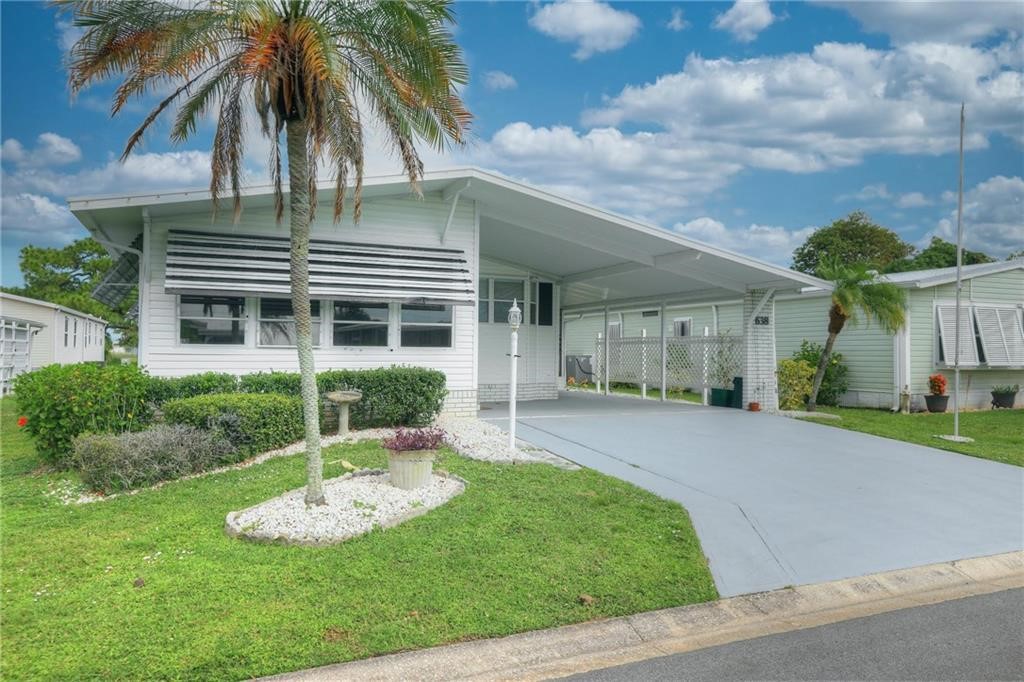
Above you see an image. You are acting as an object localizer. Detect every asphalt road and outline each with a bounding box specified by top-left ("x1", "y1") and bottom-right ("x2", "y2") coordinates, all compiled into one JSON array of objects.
[{"x1": 561, "y1": 588, "x2": 1024, "y2": 681}]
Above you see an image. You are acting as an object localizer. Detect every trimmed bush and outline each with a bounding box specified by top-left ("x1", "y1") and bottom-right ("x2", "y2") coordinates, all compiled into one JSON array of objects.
[
  {"x1": 73, "y1": 425, "x2": 236, "y2": 494},
  {"x1": 238, "y1": 366, "x2": 447, "y2": 428},
  {"x1": 792, "y1": 340, "x2": 850, "y2": 406},
  {"x1": 147, "y1": 372, "x2": 239, "y2": 404},
  {"x1": 14, "y1": 363, "x2": 153, "y2": 467},
  {"x1": 163, "y1": 393, "x2": 305, "y2": 457},
  {"x1": 777, "y1": 359, "x2": 814, "y2": 411}
]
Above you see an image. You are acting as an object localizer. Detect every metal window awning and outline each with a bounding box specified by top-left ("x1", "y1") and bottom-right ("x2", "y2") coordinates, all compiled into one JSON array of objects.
[
  {"x1": 163, "y1": 230, "x2": 475, "y2": 304},
  {"x1": 92, "y1": 234, "x2": 141, "y2": 307}
]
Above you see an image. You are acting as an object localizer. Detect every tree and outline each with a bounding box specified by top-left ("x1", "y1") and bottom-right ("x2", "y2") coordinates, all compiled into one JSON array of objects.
[
  {"x1": 2, "y1": 238, "x2": 138, "y2": 348},
  {"x1": 63, "y1": 0, "x2": 470, "y2": 505},
  {"x1": 792, "y1": 212, "x2": 914, "y2": 276},
  {"x1": 885, "y1": 237, "x2": 994, "y2": 273},
  {"x1": 807, "y1": 260, "x2": 907, "y2": 411}
]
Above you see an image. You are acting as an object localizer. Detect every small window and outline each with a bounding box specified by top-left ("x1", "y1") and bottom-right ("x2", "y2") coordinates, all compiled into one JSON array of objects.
[
  {"x1": 73, "y1": 319, "x2": 78, "y2": 347},
  {"x1": 333, "y1": 301, "x2": 389, "y2": 347},
  {"x1": 259, "y1": 298, "x2": 321, "y2": 347},
  {"x1": 179, "y1": 295, "x2": 246, "y2": 345},
  {"x1": 401, "y1": 303, "x2": 453, "y2": 347},
  {"x1": 478, "y1": 278, "x2": 490, "y2": 323},
  {"x1": 492, "y1": 279, "x2": 525, "y2": 324},
  {"x1": 607, "y1": 321, "x2": 622, "y2": 340},
  {"x1": 673, "y1": 318, "x2": 692, "y2": 337},
  {"x1": 64, "y1": 317, "x2": 69, "y2": 347},
  {"x1": 642, "y1": 310, "x2": 659, "y2": 318}
]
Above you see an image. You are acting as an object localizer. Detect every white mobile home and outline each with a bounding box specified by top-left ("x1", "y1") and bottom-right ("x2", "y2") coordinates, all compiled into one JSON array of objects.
[
  {"x1": 0, "y1": 292, "x2": 107, "y2": 370},
  {"x1": 70, "y1": 168, "x2": 825, "y2": 414}
]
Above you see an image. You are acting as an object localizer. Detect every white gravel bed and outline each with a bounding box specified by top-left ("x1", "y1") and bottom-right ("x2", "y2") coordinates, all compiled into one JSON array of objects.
[{"x1": 225, "y1": 470, "x2": 466, "y2": 545}]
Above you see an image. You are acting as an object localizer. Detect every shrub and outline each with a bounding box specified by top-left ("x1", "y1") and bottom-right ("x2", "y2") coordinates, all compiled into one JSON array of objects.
[
  {"x1": 14, "y1": 363, "x2": 153, "y2": 467},
  {"x1": 928, "y1": 373, "x2": 947, "y2": 396},
  {"x1": 238, "y1": 366, "x2": 447, "y2": 428},
  {"x1": 162, "y1": 393, "x2": 305, "y2": 457},
  {"x1": 792, "y1": 340, "x2": 849, "y2": 406},
  {"x1": 72, "y1": 425, "x2": 236, "y2": 494},
  {"x1": 382, "y1": 427, "x2": 447, "y2": 452},
  {"x1": 777, "y1": 359, "x2": 814, "y2": 411},
  {"x1": 147, "y1": 372, "x2": 238, "y2": 404},
  {"x1": 992, "y1": 384, "x2": 1019, "y2": 394}
]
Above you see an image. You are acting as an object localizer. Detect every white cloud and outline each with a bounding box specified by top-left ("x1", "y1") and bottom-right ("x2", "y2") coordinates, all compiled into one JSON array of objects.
[
  {"x1": 666, "y1": 7, "x2": 689, "y2": 32},
  {"x1": 895, "y1": 192, "x2": 931, "y2": 208},
  {"x1": 1, "y1": 133, "x2": 81, "y2": 167},
  {"x1": 824, "y1": 1, "x2": 1024, "y2": 45},
  {"x1": 529, "y1": 0, "x2": 641, "y2": 60},
  {"x1": 934, "y1": 175, "x2": 1024, "y2": 256},
  {"x1": 712, "y1": 0, "x2": 776, "y2": 43},
  {"x1": 1, "y1": 192, "x2": 83, "y2": 244},
  {"x1": 56, "y1": 19, "x2": 84, "y2": 53},
  {"x1": 483, "y1": 70, "x2": 518, "y2": 91},
  {"x1": 671, "y1": 216, "x2": 816, "y2": 265},
  {"x1": 837, "y1": 184, "x2": 932, "y2": 208}
]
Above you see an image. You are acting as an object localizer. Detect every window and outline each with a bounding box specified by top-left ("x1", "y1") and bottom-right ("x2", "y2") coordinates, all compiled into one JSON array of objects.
[
  {"x1": 607, "y1": 320, "x2": 622, "y2": 340},
  {"x1": 72, "y1": 319, "x2": 78, "y2": 347},
  {"x1": 401, "y1": 303, "x2": 453, "y2": 347},
  {"x1": 479, "y1": 278, "x2": 524, "y2": 324},
  {"x1": 333, "y1": 301, "x2": 389, "y2": 347},
  {"x1": 973, "y1": 306, "x2": 1024, "y2": 367},
  {"x1": 64, "y1": 317, "x2": 69, "y2": 347},
  {"x1": 259, "y1": 298, "x2": 321, "y2": 347},
  {"x1": 179, "y1": 295, "x2": 246, "y2": 345},
  {"x1": 528, "y1": 281, "x2": 554, "y2": 326},
  {"x1": 673, "y1": 317, "x2": 692, "y2": 337}
]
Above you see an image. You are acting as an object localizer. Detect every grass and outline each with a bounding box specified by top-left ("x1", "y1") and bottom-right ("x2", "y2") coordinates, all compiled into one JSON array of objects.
[
  {"x1": 801, "y1": 406, "x2": 1023, "y2": 467},
  {"x1": 571, "y1": 382, "x2": 703, "y2": 404},
  {"x1": 0, "y1": 398, "x2": 716, "y2": 680}
]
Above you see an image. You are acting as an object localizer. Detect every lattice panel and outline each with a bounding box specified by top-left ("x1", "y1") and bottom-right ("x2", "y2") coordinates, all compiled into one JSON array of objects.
[{"x1": 594, "y1": 335, "x2": 743, "y2": 390}]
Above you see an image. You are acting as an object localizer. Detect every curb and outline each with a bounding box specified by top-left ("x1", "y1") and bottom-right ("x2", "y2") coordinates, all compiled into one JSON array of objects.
[{"x1": 262, "y1": 551, "x2": 1023, "y2": 681}]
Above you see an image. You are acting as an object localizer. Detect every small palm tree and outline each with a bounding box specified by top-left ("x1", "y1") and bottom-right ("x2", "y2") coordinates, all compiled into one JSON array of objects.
[
  {"x1": 807, "y1": 260, "x2": 907, "y2": 411},
  {"x1": 62, "y1": 0, "x2": 470, "y2": 504}
]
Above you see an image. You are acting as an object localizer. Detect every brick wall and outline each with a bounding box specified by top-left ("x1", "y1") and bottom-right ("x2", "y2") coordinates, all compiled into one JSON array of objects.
[{"x1": 477, "y1": 382, "x2": 559, "y2": 403}]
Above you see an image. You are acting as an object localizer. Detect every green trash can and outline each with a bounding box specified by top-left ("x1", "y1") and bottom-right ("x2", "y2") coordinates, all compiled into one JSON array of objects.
[{"x1": 731, "y1": 376, "x2": 743, "y2": 409}]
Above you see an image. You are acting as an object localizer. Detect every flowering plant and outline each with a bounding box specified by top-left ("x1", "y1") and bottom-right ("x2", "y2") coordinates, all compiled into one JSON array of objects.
[
  {"x1": 928, "y1": 373, "x2": 947, "y2": 396},
  {"x1": 381, "y1": 427, "x2": 446, "y2": 452},
  {"x1": 17, "y1": 416, "x2": 27, "y2": 428}
]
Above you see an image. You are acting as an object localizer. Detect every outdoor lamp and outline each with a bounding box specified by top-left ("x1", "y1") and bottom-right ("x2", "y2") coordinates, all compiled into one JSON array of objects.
[
  {"x1": 507, "y1": 298, "x2": 522, "y2": 449},
  {"x1": 507, "y1": 299, "x2": 522, "y2": 330}
]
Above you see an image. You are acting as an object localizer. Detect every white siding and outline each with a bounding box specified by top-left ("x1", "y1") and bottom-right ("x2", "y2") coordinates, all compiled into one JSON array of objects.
[
  {"x1": 141, "y1": 194, "x2": 479, "y2": 413},
  {"x1": 0, "y1": 295, "x2": 106, "y2": 367},
  {"x1": 0, "y1": 297, "x2": 55, "y2": 369}
]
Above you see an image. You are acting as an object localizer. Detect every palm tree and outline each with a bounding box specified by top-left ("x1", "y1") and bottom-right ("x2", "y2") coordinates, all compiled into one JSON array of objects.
[
  {"x1": 62, "y1": 0, "x2": 470, "y2": 504},
  {"x1": 807, "y1": 260, "x2": 907, "y2": 411}
]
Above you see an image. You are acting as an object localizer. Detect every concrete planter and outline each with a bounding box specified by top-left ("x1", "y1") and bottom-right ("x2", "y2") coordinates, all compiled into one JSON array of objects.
[
  {"x1": 387, "y1": 449, "x2": 437, "y2": 490},
  {"x1": 925, "y1": 394, "x2": 949, "y2": 413}
]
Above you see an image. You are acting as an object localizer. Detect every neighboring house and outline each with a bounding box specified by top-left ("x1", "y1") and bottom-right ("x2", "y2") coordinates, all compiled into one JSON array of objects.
[
  {"x1": 69, "y1": 167, "x2": 825, "y2": 414},
  {"x1": 776, "y1": 260, "x2": 1024, "y2": 411},
  {"x1": 565, "y1": 260, "x2": 1024, "y2": 410},
  {"x1": 0, "y1": 292, "x2": 107, "y2": 382}
]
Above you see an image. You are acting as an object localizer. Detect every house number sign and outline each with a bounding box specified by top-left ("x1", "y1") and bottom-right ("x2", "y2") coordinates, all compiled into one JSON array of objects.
[{"x1": 754, "y1": 315, "x2": 770, "y2": 326}]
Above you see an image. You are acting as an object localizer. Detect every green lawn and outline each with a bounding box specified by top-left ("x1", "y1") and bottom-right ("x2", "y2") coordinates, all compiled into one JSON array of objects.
[
  {"x1": 0, "y1": 398, "x2": 716, "y2": 680},
  {"x1": 572, "y1": 383, "x2": 703, "y2": 404},
  {"x1": 802, "y1": 407, "x2": 1023, "y2": 467}
]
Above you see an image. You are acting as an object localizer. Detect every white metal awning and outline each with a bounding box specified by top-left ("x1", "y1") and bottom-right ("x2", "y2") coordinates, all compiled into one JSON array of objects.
[{"x1": 163, "y1": 230, "x2": 475, "y2": 304}]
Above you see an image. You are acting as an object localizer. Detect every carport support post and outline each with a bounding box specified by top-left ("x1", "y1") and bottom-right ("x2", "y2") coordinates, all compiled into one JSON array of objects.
[
  {"x1": 641, "y1": 328, "x2": 647, "y2": 399},
  {"x1": 743, "y1": 288, "x2": 779, "y2": 412},
  {"x1": 603, "y1": 306, "x2": 610, "y2": 396},
  {"x1": 660, "y1": 302, "x2": 667, "y2": 401}
]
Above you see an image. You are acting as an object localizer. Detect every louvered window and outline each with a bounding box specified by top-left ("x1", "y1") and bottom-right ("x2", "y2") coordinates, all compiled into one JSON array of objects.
[
  {"x1": 935, "y1": 305, "x2": 980, "y2": 366},
  {"x1": 973, "y1": 306, "x2": 1024, "y2": 367}
]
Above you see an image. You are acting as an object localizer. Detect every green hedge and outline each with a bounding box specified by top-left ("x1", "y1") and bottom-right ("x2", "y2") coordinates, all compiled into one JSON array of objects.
[
  {"x1": 73, "y1": 425, "x2": 236, "y2": 494},
  {"x1": 792, "y1": 340, "x2": 850, "y2": 406},
  {"x1": 162, "y1": 393, "x2": 305, "y2": 457},
  {"x1": 147, "y1": 372, "x2": 239, "y2": 404},
  {"x1": 14, "y1": 363, "x2": 153, "y2": 467}
]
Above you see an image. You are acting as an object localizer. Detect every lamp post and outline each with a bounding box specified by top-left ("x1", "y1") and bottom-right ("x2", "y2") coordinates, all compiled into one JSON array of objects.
[{"x1": 507, "y1": 298, "x2": 522, "y2": 450}]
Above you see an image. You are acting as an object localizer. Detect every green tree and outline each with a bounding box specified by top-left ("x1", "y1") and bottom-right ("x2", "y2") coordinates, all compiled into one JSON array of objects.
[
  {"x1": 792, "y1": 211, "x2": 914, "y2": 275},
  {"x1": 63, "y1": 0, "x2": 470, "y2": 505},
  {"x1": 2, "y1": 238, "x2": 137, "y2": 347},
  {"x1": 807, "y1": 260, "x2": 907, "y2": 411},
  {"x1": 885, "y1": 237, "x2": 994, "y2": 273}
]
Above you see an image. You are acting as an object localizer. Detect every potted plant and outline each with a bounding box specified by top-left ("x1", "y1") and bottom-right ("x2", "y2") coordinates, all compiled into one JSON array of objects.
[
  {"x1": 381, "y1": 428, "x2": 446, "y2": 490},
  {"x1": 991, "y1": 384, "x2": 1019, "y2": 409},
  {"x1": 925, "y1": 373, "x2": 949, "y2": 413}
]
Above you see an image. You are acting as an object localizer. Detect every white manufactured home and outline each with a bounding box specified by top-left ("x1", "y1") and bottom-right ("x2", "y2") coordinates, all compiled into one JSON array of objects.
[
  {"x1": 70, "y1": 168, "x2": 826, "y2": 414},
  {"x1": 0, "y1": 292, "x2": 107, "y2": 369}
]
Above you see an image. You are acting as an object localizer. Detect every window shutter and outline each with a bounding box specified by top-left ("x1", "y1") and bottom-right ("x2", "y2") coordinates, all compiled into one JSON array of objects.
[
  {"x1": 538, "y1": 282, "x2": 553, "y2": 326},
  {"x1": 935, "y1": 305, "x2": 979, "y2": 366},
  {"x1": 975, "y1": 306, "x2": 1024, "y2": 367}
]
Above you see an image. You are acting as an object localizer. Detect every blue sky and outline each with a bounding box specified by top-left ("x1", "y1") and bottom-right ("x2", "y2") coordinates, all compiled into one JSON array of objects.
[{"x1": 2, "y1": 0, "x2": 1022, "y2": 287}]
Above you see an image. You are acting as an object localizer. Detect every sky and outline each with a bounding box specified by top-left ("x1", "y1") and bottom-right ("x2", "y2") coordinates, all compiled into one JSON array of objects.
[{"x1": 2, "y1": 0, "x2": 1023, "y2": 287}]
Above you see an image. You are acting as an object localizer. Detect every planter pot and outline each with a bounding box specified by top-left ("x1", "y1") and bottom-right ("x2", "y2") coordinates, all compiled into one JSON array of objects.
[
  {"x1": 710, "y1": 388, "x2": 733, "y2": 407},
  {"x1": 748, "y1": 402, "x2": 761, "y2": 412},
  {"x1": 387, "y1": 449, "x2": 437, "y2": 490},
  {"x1": 925, "y1": 394, "x2": 949, "y2": 413},
  {"x1": 991, "y1": 391, "x2": 1017, "y2": 409}
]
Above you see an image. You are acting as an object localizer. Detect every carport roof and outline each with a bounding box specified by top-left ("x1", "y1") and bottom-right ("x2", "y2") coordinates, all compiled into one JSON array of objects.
[{"x1": 69, "y1": 167, "x2": 827, "y2": 309}]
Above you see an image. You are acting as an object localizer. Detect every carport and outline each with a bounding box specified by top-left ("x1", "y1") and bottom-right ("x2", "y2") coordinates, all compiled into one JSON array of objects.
[{"x1": 482, "y1": 392, "x2": 1024, "y2": 596}]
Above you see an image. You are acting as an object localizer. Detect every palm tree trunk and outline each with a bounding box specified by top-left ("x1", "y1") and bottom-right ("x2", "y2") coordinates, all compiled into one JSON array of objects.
[
  {"x1": 807, "y1": 332, "x2": 838, "y2": 412},
  {"x1": 286, "y1": 118, "x2": 325, "y2": 506}
]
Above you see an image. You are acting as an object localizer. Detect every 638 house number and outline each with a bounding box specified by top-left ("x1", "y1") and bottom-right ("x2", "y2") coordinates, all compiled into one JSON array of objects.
[{"x1": 754, "y1": 315, "x2": 770, "y2": 326}]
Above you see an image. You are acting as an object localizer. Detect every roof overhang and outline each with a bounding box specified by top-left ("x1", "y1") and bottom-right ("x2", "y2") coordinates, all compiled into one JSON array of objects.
[{"x1": 69, "y1": 167, "x2": 829, "y2": 310}]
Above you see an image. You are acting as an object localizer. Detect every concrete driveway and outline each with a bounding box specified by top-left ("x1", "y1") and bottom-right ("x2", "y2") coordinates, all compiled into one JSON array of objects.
[{"x1": 480, "y1": 392, "x2": 1024, "y2": 597}]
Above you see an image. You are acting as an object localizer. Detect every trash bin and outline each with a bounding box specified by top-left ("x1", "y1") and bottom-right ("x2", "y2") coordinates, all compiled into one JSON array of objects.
[{"x1": 731, "y1": 376, "x2": 743, "y2": 409}]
